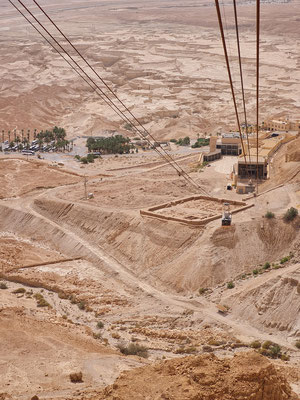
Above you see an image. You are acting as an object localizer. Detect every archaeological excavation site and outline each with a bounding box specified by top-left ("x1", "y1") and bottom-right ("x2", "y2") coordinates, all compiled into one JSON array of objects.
[{"x1": 0, "y1": 0, "x2": 299, "y2": 399}]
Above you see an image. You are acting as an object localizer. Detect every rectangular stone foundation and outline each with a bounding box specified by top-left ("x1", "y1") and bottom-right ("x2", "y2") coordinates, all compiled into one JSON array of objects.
[{"x1": 140, "y1": 195, "x2": 253, "y2": 226}]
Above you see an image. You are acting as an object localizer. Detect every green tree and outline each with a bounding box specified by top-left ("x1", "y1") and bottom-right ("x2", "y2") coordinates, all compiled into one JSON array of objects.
[
  {"x1": 177, "y1": 136, "x2": 190, "y2": 146},
  {"x1": 284, "y1": 207, "x2": 298, "y2": 222},
  {"x1": 86, "y1": 135, "x2": 131, "y2": 155}
]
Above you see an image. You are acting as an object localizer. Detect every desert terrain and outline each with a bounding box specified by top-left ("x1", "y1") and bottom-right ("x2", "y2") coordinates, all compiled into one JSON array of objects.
[
  {"x1": 0, "y1": 0, "x2": 299, "y2": 139},
  {"x1": 0, "y1": 0, "x2": 300, "y2": 399}
]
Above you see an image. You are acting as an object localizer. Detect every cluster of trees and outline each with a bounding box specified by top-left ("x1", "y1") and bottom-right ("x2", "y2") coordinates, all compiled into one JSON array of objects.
[
  {"x1": 75, "y1": 154, "x2": 98, "y2": 164},
  {"x1": 169, "y1": 136, "x2": 211, "y2": 148},
  {"x1": 2, "y1": 136, "x2": 31, "y2": 152},
  {"x1": 1, "y1": 126, "x2": 71, "y2": 152},
  {"x1": 1, "y1": 128, "x2": 36, "y2": 143},
  {"x1": 176, "y1": 136, "x2": 190, "y2": 146},
  {"x1": 170, "y1": 137, "x2": 191, "y2": 146},
  {"x1": 36, "y1": 126, "x2": 71, "y2": 151},
  {"x1": 192, "y1": 138, "x2": 210, "y2": 148},
  {"x1": 86, "y1": 135, "x2": 133, "y2": 154}
]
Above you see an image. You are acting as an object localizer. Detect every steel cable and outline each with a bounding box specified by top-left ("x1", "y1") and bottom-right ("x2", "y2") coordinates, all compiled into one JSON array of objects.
[{"x1": 10, "y1": 0, "x2": 207, "y2": 193}]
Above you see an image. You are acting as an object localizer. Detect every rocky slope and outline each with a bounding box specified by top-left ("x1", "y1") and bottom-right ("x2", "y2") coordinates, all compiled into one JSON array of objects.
[{"x1": 94, "y1": 352, "x2": 297, "y2": 400}]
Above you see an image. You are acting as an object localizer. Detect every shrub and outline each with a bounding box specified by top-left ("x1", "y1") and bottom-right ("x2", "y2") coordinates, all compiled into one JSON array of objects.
[
  {"x1": 80, "y1": 157, "x2": 88, "y2": 164},
  {"x1": 250, "y1": 340, "x2": 261, "y2": 349},
  {"x1": 208, "y1": 339, "x2": 222, "y2": 346},
  {"x1": 202, "y1": 345, "x2": 213, "y2": 353},
  {"x1": 69, "y1": 372, "x2": 83, "y2": 383},
  {"x1": 93, "y1": 333, "x2": 102, "y2": 339},
  {"x1": 262, "y1": 340, "x2": 273, "y2": 349},
  {"x1": 253, "y1": 269, "x2": 259, "y2": 275},
  {"x1": 118, "y1": 343, "x2": 149, "y2": 358},
  {"x1": 273, "y1": 264, "x2": 280, "y2": 269},
  {"x1": 74, "y1": 155, "x2": 81, "y2": 161},
  {"x1": 175, "y1": 346, "x2": 197, "y2": 354},
  {"x1": 124, "y1": 123, "x2": 132, "y2": 131},
  {"x1": 199, "y1": 288, "x2": 208, "y2": 295},
  {"x1": 280, "y1": 354, "x2": 290, "y2": 361},
  {"x1": 38, "y1": 298, "x2": 51, "y2": 307},
  {"x1": 280, "y1": 256, "x2": 289, "y2": 264},
  {"x1": 0, "y1": 282, "x2": 8, "y2": 290},
  {"x1": 295, "y1": 341, "x2": 300, "y2": 349},
  {"x1": 97, "y1": 321, "x2": 104, "y2": 329},
  {"x1": 170, "y1": 139, "x2": 177, "y2": 143},
  {"x1": 34, "y1": 293, "x2": 43, "y2": 300},
  {"x1": 13, "y1": 288, "x2": 26, "y2": 294},
  {"x1": 269, "y1": 344, "x2": 281, "y2": 359},
  {"x1": 284, "y1": 207, "x2": 298, "y2": 222},
  {"x1": 69, "y1": 294, "x2": 77, "y2": 304},
  {"x1": 78, "y1": 301, "x2": 86, "y2": 310},
  {"x1": 258, "y1": 348, "x2": 269, "y2": 356},
  {"x1": 34, "y1": 293, "x2": 51, "y2": 308},
  {"x1": 86, "y1": 153, "x2": 95, "y2": 163},
  {"x1": 227, "y1": 281, "x2": 235, "y2": 289},
  {"x1": 257, "y1": 341, "x2": 282, "y2": 359},
  {"x1": 58, "y1": 291, "x2": 68, "y2": 299},
  {"x1": 263, "y1": 262, "x2": 271, "y2": 270},
  {"x1": 265, "y1": 211, "x2": 275, "y2": 219}
]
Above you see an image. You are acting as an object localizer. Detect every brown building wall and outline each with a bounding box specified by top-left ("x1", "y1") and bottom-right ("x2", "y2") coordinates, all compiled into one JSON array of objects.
[{"x1": 210, "y1": 136, "x2": 217, "y2": 152}]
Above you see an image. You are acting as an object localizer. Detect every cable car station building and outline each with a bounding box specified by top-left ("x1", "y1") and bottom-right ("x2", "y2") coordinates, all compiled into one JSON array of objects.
[
  {"x1": 216, "y1": 133, "x2": 242, "y2": 156},
  {"x1": 237, "y1": 156, "x2": 268, "y2": 180}
]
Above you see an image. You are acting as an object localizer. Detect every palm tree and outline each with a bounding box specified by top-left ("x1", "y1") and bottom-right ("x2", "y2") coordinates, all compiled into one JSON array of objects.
[
  {"x1": 21, "y1": 129, "x2": 24, "y2": 142},
  {"x1": 34, "y1": 129, "x2": 37, "y2": 139},
  {"x1": 23, "y1": 138, "x2": 29, "y2": 150},
  {"x1": 38, "y1": 138, "x2": 43, "y2": 150},
  {"x1": 16, "y1": 136, "x2": 21, "y2": 151},
  {"x1": 8, "y1": 130, "x2": 11, "y2": 143},
  {"x1": 1, "y1": 130, "x2": 4, "y2": 142},
  {"x1": 14, "y1": 129, "x2": 17, "y2": 141},
  {"x1": 27, "y1": 129, "x2": 30, "y2": 142}
]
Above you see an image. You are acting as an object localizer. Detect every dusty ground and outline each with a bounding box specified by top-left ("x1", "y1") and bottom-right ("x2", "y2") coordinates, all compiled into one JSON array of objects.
[
  {"x1": 94, "y1": 352, "x2": 298, "y2": 400},
  {"x1": 154, "y1": 197, "x2": 242, "y2": 220},
  {"x1": 0, "y1": 0, "x2": 300, "y2": 399},
  {"x1": 0, "y1": 0, "x2": 299, "y2": 139},
  {"x1": 0, "y1": 287, "x2": 144, "y2": 400},
  {"x1": 0, "y1": 158, "x2": 81, "y2": 199},
  {"x1": 0, "y1": 137, "x2": 299, "y2": 399}
]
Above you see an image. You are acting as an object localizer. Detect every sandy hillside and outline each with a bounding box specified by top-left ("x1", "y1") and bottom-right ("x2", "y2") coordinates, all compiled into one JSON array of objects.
[
  {"x1": 95, "y1": 352, "x2": 297, "y2": 400},
  {"x1": 0, "y1": 1, "x2": 300, "y2": 399},
  {"x1": 0, "y1": 0, "x2": 299, "y2": 139}
]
